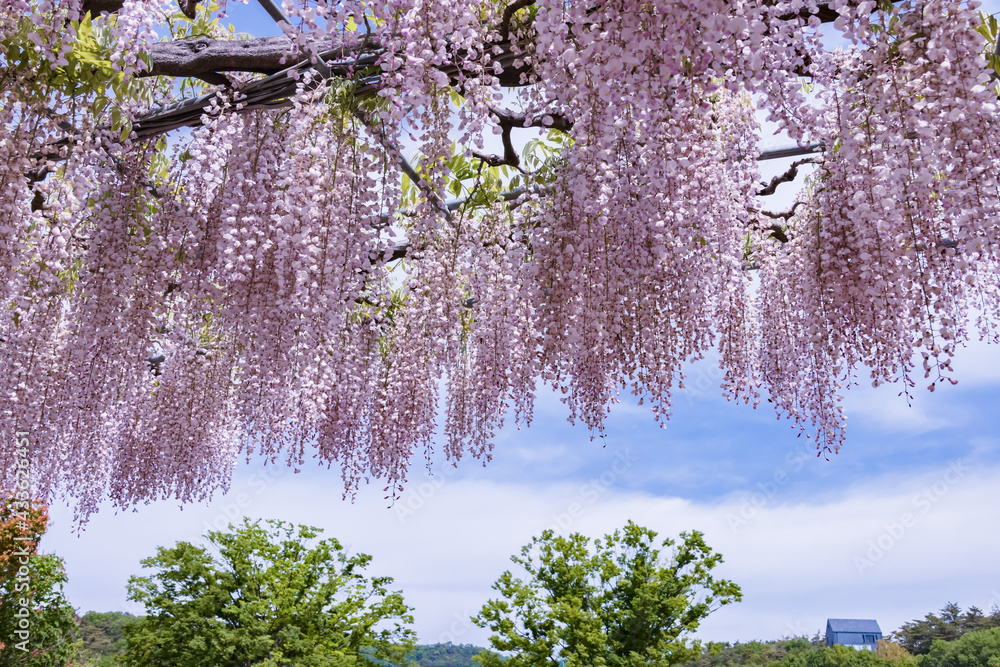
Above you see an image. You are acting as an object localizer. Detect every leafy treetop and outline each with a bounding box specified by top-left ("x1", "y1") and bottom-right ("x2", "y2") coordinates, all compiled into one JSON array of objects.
[
  {"x1": 893, "y1": 602, "x2": 1000, "y2": 655},
  {"x1": 122, "y1": 518, "x2": 415, "y2": 667},
  {"x1": 473, "y1": 522, "x2": 742, "y2": 666},
  {"x1": 0, "y1": 489, "x2": 79, "y2": 666}
]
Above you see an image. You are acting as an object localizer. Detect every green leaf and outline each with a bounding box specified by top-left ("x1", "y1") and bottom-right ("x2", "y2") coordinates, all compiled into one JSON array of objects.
[{"x1": 122, "y1": 519, "x2": 416, "y2": 667}]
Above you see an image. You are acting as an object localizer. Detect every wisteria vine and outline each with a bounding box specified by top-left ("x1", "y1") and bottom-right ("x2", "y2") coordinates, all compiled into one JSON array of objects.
[{"x1": 1, "y1": 0, "x2": 998, "y2": 517}]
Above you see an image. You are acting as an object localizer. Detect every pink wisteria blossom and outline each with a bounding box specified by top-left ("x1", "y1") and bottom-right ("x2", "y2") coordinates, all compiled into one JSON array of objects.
[{"x1": 1, "y1": 0, "x2": 997, "y2": 518}]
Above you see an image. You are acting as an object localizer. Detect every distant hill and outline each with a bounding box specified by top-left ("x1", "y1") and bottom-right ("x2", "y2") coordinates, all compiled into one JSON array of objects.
[
  {"x1": 73, "y1": 616, "x2": 492, "y2": 667},
  {"x1": 75, "y1": 611, "x2": 141, "y2": 666},
  {"x1": 406, "y1": 643, "x2": 494, "y2": 666},
  {"x1": 67, "y1": 606, "x2": 1000, "y2": 667},
  {"x1": 683, "y1": 637, "x2": 824, "y2": 667}
]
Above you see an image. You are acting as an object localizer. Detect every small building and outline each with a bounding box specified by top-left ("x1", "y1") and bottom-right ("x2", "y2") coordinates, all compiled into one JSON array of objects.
[{"x1": 825, "y1": 619, "x2": 883, "y2": 651}]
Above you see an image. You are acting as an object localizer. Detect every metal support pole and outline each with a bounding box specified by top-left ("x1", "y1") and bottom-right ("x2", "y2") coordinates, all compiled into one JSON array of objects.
[
  {"x1": 254, "y1": 0, "x2": 332, "y2": 78},
  {"x1": 758, "y1": 143, "x2": 825, "y2": 161},
  {"x1": 255, "y1": 0, "x2": 290, "y2": 25}
]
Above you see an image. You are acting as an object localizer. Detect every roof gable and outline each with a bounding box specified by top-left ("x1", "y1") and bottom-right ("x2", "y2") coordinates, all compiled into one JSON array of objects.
[{"x1": 826, "y1": 619, "x2": 882, "y2": 634}]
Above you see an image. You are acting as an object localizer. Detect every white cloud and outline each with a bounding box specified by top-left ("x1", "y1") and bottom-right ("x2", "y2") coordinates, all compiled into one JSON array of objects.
[
  {"x1": 841, "y1": 385, "x2": 952, "y2": 434},
  {"x1": 949, "y1": 337, "x2": 1000, "y2": 386},
  {"x1": 839, "y1": 337, "x2": 1000, "y2": 435},
  {"x1": 46, "y1": 456, "x2": 1000, "y2": 648}
]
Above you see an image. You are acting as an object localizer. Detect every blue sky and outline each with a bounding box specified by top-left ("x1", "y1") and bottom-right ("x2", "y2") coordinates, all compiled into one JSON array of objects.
[
  {"x1": 47, "y1": 335, "x2": 1000, "y2": 645},
  {"x1": 42, "y1": 0, "x2": 1000, "y2": 651}
]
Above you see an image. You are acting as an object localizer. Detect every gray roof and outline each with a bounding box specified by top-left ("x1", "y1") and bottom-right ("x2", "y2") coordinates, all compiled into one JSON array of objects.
[{"x1": 827, "y1": 619, "x2": 882, "y2": 633}]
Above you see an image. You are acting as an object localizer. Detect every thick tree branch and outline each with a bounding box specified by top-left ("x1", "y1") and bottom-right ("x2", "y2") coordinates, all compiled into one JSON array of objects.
[
  {"x1": 81, "y1": 0, "x2": 195, "y2": 19},
  {"x1": 760, "y1": 201, "x2": 805, "y2": 222},
  {"x1": 379, "y1": 239, "x2": 412, "y2": 264},
  {"x1": 491, "y1": 108, "x2": 573, "y2": 133},
  {"x1": 143, "y1": 36, "x2": 287, "y2": 78},
  {"x1": 80, "y1": 0, "x2": 124, "y2": 16},
  {"x1": 142, "y1": 35, "x2": 378, "y2": 81},
  {"x1": 470, "y1": 108, "x2": 573, "y2": 169},
  {"x1": 141, "y1": 34, "x2": 532, "y2": 88},
  {"x1": 757, "y1": 157, "x2": 821, "y2": 196},
  {"x1": 774, "y1": 0, "x2": 864, "y2": 24},
  {"x1": 130, "y1": 35, "x2": 530, "y2": 139},
  {"x1": 470, "y1": 149, "x2": 520, "y2": 168},
  {"x1": 500, "y1": 0, "x2": 536, "y2": 42}
]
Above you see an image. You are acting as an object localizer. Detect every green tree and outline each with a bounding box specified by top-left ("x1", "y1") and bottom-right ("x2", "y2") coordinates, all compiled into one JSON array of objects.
[
  {"x1": 122, "y1": 519, "x2": 414, "y2": 667},
  {"x1": 796, "y1": 645, "x2": 901, "y2": 667},
  {"x1": 683, "y1": 639, "x2": 912, "y2": 667},
  {"x1": 873, "y1": 640, "x2": 914, "y2": 666},
  {"x1": 405, "y1": 643, "x2": 498, "y2": 667},
  {"x1": 0, "y1": 490, "x2": 79, "y2": 666},
  {"x1": 74, "y1": 611, "x2": 141, "y2": 665},
  {"x1": 917, "y1": 627, "x2": 1000, "y2": 667},
  {"x1": 473, "y1": 522, "x2": 741, "y2": 667},
  {"x1": 684, "y1": 638, "x2": 812, "y2": 667},
  {"x1": 894, "y1": 604, "x2": 1000, "y2": 655}
]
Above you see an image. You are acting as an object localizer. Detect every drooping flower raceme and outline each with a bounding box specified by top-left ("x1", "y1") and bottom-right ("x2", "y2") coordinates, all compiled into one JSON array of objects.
[{"x1": 0, "y1": 0, "x2": 997, "y2": 517}]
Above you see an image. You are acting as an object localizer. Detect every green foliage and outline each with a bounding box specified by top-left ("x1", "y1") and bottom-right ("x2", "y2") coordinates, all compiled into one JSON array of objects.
[
  {"x1": 518, "y1": 129, "x2": 571, "y2": 183},
  {"x1": 793, "y1": 645, "x2": 909, "y2": 667},
  {"x1": 0, "y1": 554, "x2": 79, "y2": 666},
  {"x1": 917, "y1": 627, "x2": 1000, "y2": 667},
  {"x1": 684, "y1": 637, "x2": 820, "y2": 667},
  {"x1": 975, "y1": 13, "x2": 1000, "y2": 79},
  {"x1": 873, "y1": 640, "x2": 915, "y2": 666},
  {"x1": 894, "y1": 603, "x2": 1000, "y2": 655},
  {"x1": 0, "y1": 494, "x2": 47, "y2": 583},
  {"x1": 122, "y1": 518, "x2": 415, "y2": 667},
  {"x1": 405, "y1": 643, "x2": 498, "y2": 667},
  {"x1": 0, "y1": 12, "x2": 153, "y2": 138},
  {"x1": 0, "y1": 492, "x2": 78, "y2": 666},
  {"x1": 684, "y1": 639, "x2": 914, "y2": 667},
  {"x1": 399, "y1": 129, "x2": 570, "y2": 217},
  {"x1": 74, "y1": 611, "x2": 141, "y2": 665},
  {"x1": 473, "y1": 521, "x2": 741, "y2": 667}
]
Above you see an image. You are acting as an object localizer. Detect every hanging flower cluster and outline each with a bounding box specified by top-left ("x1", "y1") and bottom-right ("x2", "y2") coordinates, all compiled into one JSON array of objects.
[
  {"x1": 757, "y1": 0, "x2": 1000, "y2": 448},
  {"x1": 1, "y1": 0, "x2": 998, "y2": 515}
]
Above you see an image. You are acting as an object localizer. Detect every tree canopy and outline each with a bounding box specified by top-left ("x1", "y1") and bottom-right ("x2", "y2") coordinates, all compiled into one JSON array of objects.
[
  {"x1": 472, "y1": 522, "x2": 741, "y2": 666},
  {"x1": 76, "y1": 611, "x2": 141, "y2": 666},
  {"x1": 893, "y1": 602, "x2": 1000, "y2": 655},
  {"x1": 1, "y1": 0, "x2": 999, "y2": 512},
  {"x1": 122, "y1": 518, "x2": 415, "y2": 666},
  {"x1": 0, "y1": 490, "x2": 79, "y2": 666},
  {"x1": 917, "y1": 627, "x2": 1000, "y2": 667},
  {"x1": 682, "y1": 638, "x2": 917, "y2": 667}
]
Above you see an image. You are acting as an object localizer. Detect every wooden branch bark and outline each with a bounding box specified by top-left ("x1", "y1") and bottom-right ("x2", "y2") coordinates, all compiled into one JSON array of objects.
[
  {"x1": 81, "y1": 0, "x2": 195, "y2": 19},
  {"x1": 142, "y1": 35, "x2": 378, "y2": 80},
  {"x1": 25, "y1": 0, "x2": 891, "y2": 286},
  {"x1": 80, "y1": 0, "x2": 124, "y2": 16},
  {"x1": 470, "y1": 108, "x2": 573, "y2": 168},
  {"x1": 118, "y1": 0, "x2": 855, "y2": 136},
  {"x1": 499, "y1": 0, "x2": 536, "y2": 41},
  {"x1": 87, "y1": 0, "x2": 855, "y2": 90},
  {"x1": 757, "y1": 157, "x2": 821, "y2": 196},
  {"x1": 760, "y1": 201, "x2": 805, "y2": 223},
  {"x1": 490, "y1": 108, "x2": 572, "y2": 133}
]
